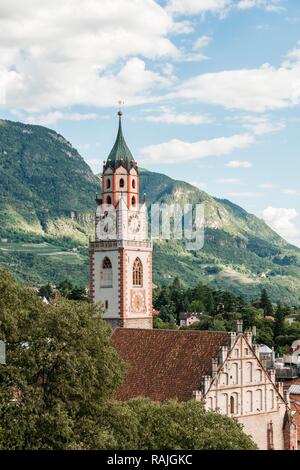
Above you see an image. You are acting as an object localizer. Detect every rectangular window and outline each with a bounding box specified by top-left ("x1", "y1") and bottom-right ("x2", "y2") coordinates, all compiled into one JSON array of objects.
[
  {"x1": 105, "y1": 300, "x2": 108, "y2": 310},
  {"x1": 245, "y1": 348, "x2": 249, "y2": 356}
]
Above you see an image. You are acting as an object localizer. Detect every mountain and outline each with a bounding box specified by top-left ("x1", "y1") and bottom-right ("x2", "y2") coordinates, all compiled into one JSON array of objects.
[{"x1": 0, "y1": 118, "x2": 300, "y2": 304}]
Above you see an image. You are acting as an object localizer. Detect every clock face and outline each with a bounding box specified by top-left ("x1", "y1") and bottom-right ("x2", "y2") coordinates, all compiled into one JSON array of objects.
[
  {"x1": 131, "y1": 291, "x2": 145, "y2": 313},
  {"x1": 128, "y1": 213, "x2": 141, "y2": 234},
  {"x1": 96, "y1": 209, "x2": 116, "y2": 238}
]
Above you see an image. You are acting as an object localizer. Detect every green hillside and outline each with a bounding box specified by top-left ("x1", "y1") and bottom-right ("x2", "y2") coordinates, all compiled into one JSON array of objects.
[{"x1": 0, "y1": 119, "x2": 300, "y2": 304}]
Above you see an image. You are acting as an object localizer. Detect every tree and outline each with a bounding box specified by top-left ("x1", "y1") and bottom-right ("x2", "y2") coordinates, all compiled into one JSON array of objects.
[
  {"x1": 0, "y1": 269, "x2": 124, "y2": 450},
  {"x1": 205, "y1": 291, "x2": 215, "y2": 315},
  {"x1": 38, "y1": 283, "x2": 53, "y2": 300},
  {"x1": 98, "y1": 399, "x2": 257, "y2": 450},
  {"x1": 274, "y1": 303, "x2": 285, "y2": 339},
  {"x1": 260, "y1": 289, "x2": 274, "y2": 316}
]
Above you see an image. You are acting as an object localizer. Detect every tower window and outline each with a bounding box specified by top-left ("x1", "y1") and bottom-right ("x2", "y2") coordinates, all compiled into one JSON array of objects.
[
  {"x1": 131, "y1": 195, "x2": 136, "y2": 206},
  {"x1": 106, "y1": 178, "x2": 111, "y2": 189},
  {"x1": 133, "y1": 257, "x2": 143, "y2": 287},
  {"x1": 106, "y1": 195, "x2": 112, "y2": 205},
  {"x1": 119, "y1": 178, "x2": 124, "y2": 188},
  {"x1": 132, "y1": 179, "x2": 136, "y2": 189},
  {"x1": 100, "y1": 257, "x2": 112, "y2": 288}
]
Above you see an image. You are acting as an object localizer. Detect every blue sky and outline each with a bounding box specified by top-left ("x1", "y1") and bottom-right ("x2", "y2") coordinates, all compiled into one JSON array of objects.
[{"x1": 1, "y1": 0, "x2": 300, "y2": 245}]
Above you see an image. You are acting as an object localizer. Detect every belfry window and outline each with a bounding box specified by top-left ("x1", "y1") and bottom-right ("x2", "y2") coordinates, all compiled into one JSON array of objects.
[
  {"x1": 132, "y1": 179, "x2": 136, "y2": 189},
  {"x1": 131, "y1": 195, "x2": 136, "y2": 206},
  {"x1": 106, "y1": 195, "x2": 112, "y2": 205},
  {"x1": 106, "y1": 178, "x2": 111, "y2": 189},
  {"x1": 133, "y1": 257, "x2": 143, "y2": 287},
  {"x1": 119, "y1": 178, "x2": 125, "y2": 188},
  {"x1": 100, "y1": 257, "x2": 112, "y2": 288}
]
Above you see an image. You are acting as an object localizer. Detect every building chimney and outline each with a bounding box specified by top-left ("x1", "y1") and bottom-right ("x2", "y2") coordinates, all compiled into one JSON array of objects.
[
  {"x1": 212, "y1": 358, "x2": 218, "y2": 377},
  {"x1": 192, "y1": 390, "x2": 202, "y2": 401},
  {"x1": 236, "y1": 320, "x2": 243, "y2": 335},
  {"x1": 201, "y1": 376, "x2": 211, "y2": 395},
  {"x1": 219, "y1": 345, "x2": 228, "y2": 364},
  {"x1": 254, "y1": 344, "x2": 260, "y2": 357},
  {"x1": 252, "y1": 326, "x2": 257, "y2": 337},
  {"x1": 284, "y1": 388, "x2": 291, "y2": 406},
  {"x1": 245, "y1": 330, "x2": 252, "y2": 346},
  {"x1": 229, "y1": 332, "x2": 237, "y2": 349}
]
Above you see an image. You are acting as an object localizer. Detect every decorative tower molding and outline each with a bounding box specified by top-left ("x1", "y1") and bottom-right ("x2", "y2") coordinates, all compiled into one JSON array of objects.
[{"x1": 89, "y1": 112, "x2": 153, "y2": 330}]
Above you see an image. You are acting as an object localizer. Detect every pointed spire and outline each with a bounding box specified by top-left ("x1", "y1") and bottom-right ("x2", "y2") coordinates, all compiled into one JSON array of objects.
[{"x1": 104, "y1": 110, "x2": 136, "y2": 171}]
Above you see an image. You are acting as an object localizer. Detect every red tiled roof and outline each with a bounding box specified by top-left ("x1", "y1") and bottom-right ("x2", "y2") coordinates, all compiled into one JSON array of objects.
[{"x1": 111, "y1": 328, "x2": 230, "y2": 402}]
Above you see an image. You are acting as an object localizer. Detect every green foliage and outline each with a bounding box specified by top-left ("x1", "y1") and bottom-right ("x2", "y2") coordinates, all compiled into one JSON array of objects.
[
  {"x1": 260, "y1": 289, "x2": 274, "y2": 316},
  {"x1": 154, "y1": 276, "x2": 298, "y2": 352},
  {"x1": 98, "y1": 399, "x2": 257, "y2": 450},
  {"x1": 0, "y1": 269, "x2": 124, "y2": 449}
]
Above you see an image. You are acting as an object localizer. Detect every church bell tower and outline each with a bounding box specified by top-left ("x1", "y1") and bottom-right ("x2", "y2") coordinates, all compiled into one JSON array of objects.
[{"x1": 89, "y1": 111, "x2": 153, "y2": 329}]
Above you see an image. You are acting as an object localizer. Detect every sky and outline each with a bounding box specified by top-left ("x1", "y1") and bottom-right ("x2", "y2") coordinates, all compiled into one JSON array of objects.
[{"x1": 1, "y1": 0, "x2": 300, "y2": 245}]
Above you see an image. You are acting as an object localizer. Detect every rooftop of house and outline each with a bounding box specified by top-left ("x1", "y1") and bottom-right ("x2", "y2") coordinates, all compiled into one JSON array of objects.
[
  {"x1": 289, "y1": 384, "x2": 300, "y2": 395},
  {"x1": 179, "y1": 312, "x2": 205, "y2": 320},
  {"x1": 259, "y1": 344, "x2": 273, "y2": 354},
  {"x1": 111, "y1": 328, "x2": 230, "y2": 402}
]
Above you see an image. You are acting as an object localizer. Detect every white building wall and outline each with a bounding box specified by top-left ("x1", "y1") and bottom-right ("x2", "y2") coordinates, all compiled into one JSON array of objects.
[{"x1": 202, "y1": 336, "x2": 288, "y2": 450}]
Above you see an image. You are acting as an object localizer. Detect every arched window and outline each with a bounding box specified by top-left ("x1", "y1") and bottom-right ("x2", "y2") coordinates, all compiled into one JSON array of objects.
[
  {"x1": 100, "y1": 257, "x2": 112, "y2": 288},
  {"x1": 255, "y1": 389, "x2": 263, "y2": 411},
  {"x1": 133, "y1": 257, "x2": 143, "y2": 287},
  {"x1": 106, "y1": 195, "x2": 112, "y2": 205},
  {"x1": 132, "y1": 179, "x2": 136, "y2": 189},
  {"x1": 131, "y1": 195, "x2": 136, "y2": 206},
  {"x1": 245, "y1": 362, "x2": 253, "y2": 383},
  {"x1": 106, "y1": 178, "x2": 111, "y2": 189},
  {"x1": 245, "y1": 390, "x2": 253, "y2": 413},
  {"x1": 230, "y1": 396, "x2": 235, "y2": 415},
  {"x1": 269, "y1": 389, "x2": 275, "y2": 410},
  {"x1": 119, "y1": 178, "x2": 124, "y2": 188}
]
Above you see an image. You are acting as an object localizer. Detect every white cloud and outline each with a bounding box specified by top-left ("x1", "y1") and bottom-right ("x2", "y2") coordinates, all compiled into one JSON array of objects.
[
  {"x1": 237, "y1": 115, "x2": 285, "y2": 135},
  {"x1": 228, "y1": 191, "x2": 263, "y2": 197},
  {"x1": 262, "y1": 206, "x2": 300, "y2": 245},
  {"x1": 281, "y1": 188, "x2": 300, "y2": 195},
  {"x1": 143, "y1": 106, "x2": 213, "y2": 125},
  {"x1": 190, "y1": 181, "x2": 208, "y2": 189},
  {"x1": 216, "y1": 178, "x2": 240, "y2": 184},
  {"x1": 226, "y1": 160, "x2": 253, "y2": 168},
  {"x1": 173, "y1": 46, "x2": 300, "y2": 112},
  {"x1": 193, "y1": 36, "x2": 212, "y2": 50},
  {"x1": 260, "y1": 182, "x2": 276, "y2": 189},
  {"x1": 237, "y1": 0, "x2": 285, "y2": 13},
  {"x1": 166, "y1": 0, "x2": 284, "y2": 16},
  {"x1": 0, "y1": 0, "x2": 181, "y2": 112},
  {"x1": 140, "y1": 133, "x2": 253, "y2": 164},
  {"x1": 166, "y1": 0, "x2": 231, "y2": 16},
  {"x1": 25, "y1": 112, "x2": 103, "y2": 126}
]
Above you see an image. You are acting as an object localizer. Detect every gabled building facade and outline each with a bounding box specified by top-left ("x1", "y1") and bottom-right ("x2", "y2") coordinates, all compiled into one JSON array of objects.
[{"x1": 112, "y1": 325, "x2": 297, "y2": 450}]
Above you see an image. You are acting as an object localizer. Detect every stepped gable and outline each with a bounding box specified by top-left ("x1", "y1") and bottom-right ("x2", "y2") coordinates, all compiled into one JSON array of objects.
[{"x1": 111, "y1": 328, "x2": 229, "y2": 401}]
